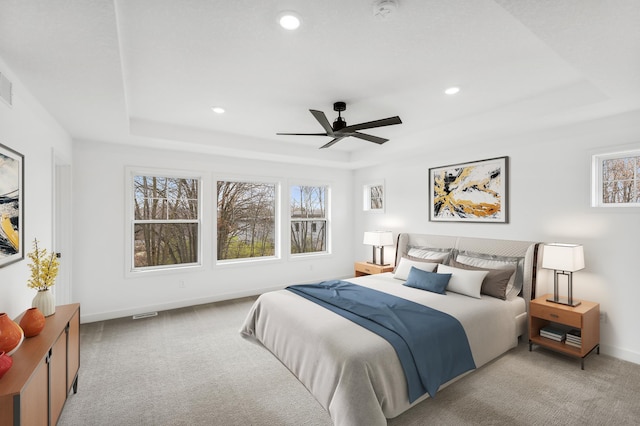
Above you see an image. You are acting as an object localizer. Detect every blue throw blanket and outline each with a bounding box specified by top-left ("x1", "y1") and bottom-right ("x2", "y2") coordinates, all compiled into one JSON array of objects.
[{"x1": 286, "y1": 280, "x2": 476, "y2": 401}]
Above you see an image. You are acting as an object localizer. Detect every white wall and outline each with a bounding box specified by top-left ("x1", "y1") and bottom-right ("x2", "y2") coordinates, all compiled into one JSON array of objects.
[
  {"x1": 0, "y1": 57, "x2": 73, "y2": 318},
  {"x1": 72, "y1": 140, "x2": 354, "y2": 322},
  {"x1": 353, "y1": 110, "x2": 640, "y2": 364}
]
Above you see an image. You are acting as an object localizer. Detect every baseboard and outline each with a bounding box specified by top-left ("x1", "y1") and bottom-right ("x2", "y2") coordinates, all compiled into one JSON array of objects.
[
  {"x1": 600, "y1": 343, "x2": 640, "y2": 365},
  {"x1": 79, "y1": 286, "x2": 285, "y2": 323}
]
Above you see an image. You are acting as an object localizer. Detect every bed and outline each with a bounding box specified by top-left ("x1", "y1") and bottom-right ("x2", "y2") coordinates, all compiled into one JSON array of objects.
[{"x1": 240, "y1": 233, "x2": 540, "y2": 426}]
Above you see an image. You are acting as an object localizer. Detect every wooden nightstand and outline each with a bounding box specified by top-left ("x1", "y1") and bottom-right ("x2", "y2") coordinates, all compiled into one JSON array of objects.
[
  {"x1": 529, "y1": 294, "x2": 600, "y2": 369},
  {"x1": 354, "y1": 261, "x2": 394, "y2": 277}
]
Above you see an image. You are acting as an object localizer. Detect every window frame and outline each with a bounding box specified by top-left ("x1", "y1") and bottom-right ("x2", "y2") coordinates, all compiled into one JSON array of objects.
[
  {"x1": 214, "y1": 176, "x2": 281, "y2": 265},
  {"x1": 288, "y1": 182, "x2": 331, "y2": 258},
  {"x1": 125, "y1": 167, "x2": 203, "y2": 275},
  {"x1": 591, "y1": 148, "x2": 640, "y2": 208}
]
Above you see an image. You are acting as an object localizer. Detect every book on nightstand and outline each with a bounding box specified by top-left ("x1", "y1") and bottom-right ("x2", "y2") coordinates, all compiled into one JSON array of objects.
[
  {"x1": 540, "y1": 325, "x2": 569, "y2": 342},
  {"x1": 565, "y1": 328, "x2": 582, "y2": 347}
]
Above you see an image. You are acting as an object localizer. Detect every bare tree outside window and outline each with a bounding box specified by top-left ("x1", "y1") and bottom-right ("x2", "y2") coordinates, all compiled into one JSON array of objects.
[
  {"x1": 370, "y1": 185, "x2": 383, "y2": 209},
  {"x1": 217, "y1": 181, "x2": 276, "y2": 260},
  {"x1": 602, "y1": 156, "x2": 639, "y2": 204},
  {"x1": 363, "y1": 181, "x2": 385, "y2": 212},
  {"x1": 133, "y1": 175, "x2": 199, "y2": 268},
  {"x1": 290, "y1": 185, "x2": 327, "y2": 254}
]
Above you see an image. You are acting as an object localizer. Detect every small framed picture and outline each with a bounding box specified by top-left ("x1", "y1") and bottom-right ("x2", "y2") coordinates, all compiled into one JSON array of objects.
[
  {"x1": 363, "y1": 181, "x2": 385, "y2": 213},
  {"x1": 429, "y1": 156, "x2": 508, "y2": 223},
  {"x1": 0, "y1": 142, "x2": 24, "y2": 267}
]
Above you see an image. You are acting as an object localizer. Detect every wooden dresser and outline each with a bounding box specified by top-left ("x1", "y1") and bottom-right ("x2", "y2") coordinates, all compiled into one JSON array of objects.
[{"x1": 0, "y1": 304, "x2": 80, "y2": 426}]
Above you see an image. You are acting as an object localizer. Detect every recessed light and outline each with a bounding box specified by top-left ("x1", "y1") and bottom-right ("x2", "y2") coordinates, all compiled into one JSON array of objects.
[
  {"x1": 211, "y1": 106, "x2": 225, "y2": 114},
  {"x1": 278, "y1": 12, "x2": 301, "y2": 30},
  {"x1": 445, "y1": 87, "x2": 460, "y2": 95}
]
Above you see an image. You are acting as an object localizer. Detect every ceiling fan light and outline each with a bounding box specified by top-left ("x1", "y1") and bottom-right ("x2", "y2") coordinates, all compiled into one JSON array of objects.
[{"x1": 278, "y1": 12, "x2": 301, "y2": 30}]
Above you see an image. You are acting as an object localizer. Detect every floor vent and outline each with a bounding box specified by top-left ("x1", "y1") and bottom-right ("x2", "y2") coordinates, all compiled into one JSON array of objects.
[
  {"x1": 132, "y1": 311, "x2": 158, "y2": 320},
  {"x1": 0, "y1": 72, "x2": 13, "y2": 106}
]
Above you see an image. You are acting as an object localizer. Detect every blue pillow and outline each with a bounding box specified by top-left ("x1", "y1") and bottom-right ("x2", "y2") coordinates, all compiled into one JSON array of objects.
[{"x1": 403, "y1": 266, "x2": 451, "y2": 294}]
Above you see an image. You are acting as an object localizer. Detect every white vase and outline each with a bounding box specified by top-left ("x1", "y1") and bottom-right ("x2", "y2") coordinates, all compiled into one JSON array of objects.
[{"x1": 32, "y1": 289, "x2": 56, "y2": 317}]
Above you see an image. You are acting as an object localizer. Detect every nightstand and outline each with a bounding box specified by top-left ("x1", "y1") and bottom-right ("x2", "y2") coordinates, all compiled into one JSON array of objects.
[
  {"x1": 529, "y1": 294, "x2": 600, "y2": 369},
  {"x1": 354, "y1": 261, "x2": 394, "y2": 277}
]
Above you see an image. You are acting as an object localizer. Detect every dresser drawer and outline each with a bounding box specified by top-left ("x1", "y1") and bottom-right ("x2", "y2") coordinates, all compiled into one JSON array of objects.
[{"x1": 530, "y1": 303, "x2": 582, "y2": 328}]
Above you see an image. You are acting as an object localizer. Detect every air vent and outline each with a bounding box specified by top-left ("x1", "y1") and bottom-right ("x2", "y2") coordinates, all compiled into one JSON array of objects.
[
  {"x1": 0, "y1": 72, "x2": 12, "y2": 106},
  {"x1": 132, "y1": 311, "x2": 158, "y2": 320}
]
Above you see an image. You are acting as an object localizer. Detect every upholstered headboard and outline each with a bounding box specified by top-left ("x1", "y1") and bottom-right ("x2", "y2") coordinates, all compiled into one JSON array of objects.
[{"x1": 395, "y1": 233, "x2": 541, "y2": 309}]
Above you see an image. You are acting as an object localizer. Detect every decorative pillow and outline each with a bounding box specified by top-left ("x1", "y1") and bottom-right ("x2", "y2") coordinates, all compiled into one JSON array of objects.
[
  {"x1": 403, "y1": 267, "x2": 451, "y2": 294},
  {"x1": 393, "y1": 257, "x2": 438, "y2": 280},
  {"x1": 405, "y1": 254, "x2": 445, "y2": 264},
  {"x1": 449, "y1": 259, "x2": 515, "y2": 300},
  {"x1": 407, "y1": 247, "x2": 452, "y2": 262},
  {"x1": 437, "y1": 264, "x2": 488, "y2": 299},
  {"x1": 455, "y1": 251, "x2": 523, "y2": 299}
]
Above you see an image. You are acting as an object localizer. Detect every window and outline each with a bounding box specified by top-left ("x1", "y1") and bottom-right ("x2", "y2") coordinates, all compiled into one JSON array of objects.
[
  {"x1": 132, "y1": 174, "x2": 200, "y2": 270},
  {"x1": 217, "y1": 180, "x2": 277, "y2": 261},
  {"x1": 363, "y1": 181, "x2": 385, "y2": 212},
  {"x1": 290, "y1": 185, "x2": 328, "y2": 255},
  {"x1": 592, "y1": 150, "x2": 640, "y2": 207}
]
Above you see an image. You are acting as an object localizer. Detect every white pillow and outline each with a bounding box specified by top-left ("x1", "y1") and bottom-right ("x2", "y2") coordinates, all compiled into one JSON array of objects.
[
  {"x1": 437, "y1": 264, "x2": 489, "y2": 299},
  {"x1": 394, "y1": 257, "x2": 438, "y2": 280}
]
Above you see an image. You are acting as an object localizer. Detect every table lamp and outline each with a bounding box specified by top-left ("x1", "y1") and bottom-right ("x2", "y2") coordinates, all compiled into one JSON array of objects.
[
  {"x1": 542, "y1": 243, "x2": 585, "y2": 307},
  {"x1": 363, "y1": 231, "x2": 393, "y2": 266}
]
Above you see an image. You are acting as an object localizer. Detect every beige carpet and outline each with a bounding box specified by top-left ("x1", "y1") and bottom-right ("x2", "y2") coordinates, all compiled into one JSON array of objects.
[{"x1": 59, "y1": 297, "x2": 640, "y2": 426}]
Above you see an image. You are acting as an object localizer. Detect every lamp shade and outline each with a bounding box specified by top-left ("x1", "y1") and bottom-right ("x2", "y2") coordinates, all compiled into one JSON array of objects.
[
  {"x1": 542, "y1": 243, "x2": 585, "y2": 272},
  {"x1": 363, "y1": 231, "x2": 393, "y2": 246}
]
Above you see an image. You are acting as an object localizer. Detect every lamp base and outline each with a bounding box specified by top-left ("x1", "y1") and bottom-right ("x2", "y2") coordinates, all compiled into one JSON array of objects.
[
  {"x1": 546, "y1": 297, "x2": 581, "y2": 307},
  {"x1": 367, "y1": 261, "x2": 390, "y2": 266}
]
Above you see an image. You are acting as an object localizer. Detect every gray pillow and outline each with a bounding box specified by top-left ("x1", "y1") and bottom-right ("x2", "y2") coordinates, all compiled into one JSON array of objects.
[{"x1": 449, "y1": 259, "x2": 515, "y2": 300}]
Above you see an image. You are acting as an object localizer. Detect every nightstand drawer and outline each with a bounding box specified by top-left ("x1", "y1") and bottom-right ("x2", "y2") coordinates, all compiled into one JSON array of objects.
[
  {"x1": 359, "y1": 265, "x2": 377, "y2": 274},
  {"x1": 530, "y1": 303, "x2": 582, "y2": 328},
  {"x1": 354, "y1": 261, "x2": 394, "y2": 276}
]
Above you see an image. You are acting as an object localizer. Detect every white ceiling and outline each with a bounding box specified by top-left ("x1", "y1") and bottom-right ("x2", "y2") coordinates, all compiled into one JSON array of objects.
[{"x1": 1, "y1": 0, "x2": 639, "y2": 169}]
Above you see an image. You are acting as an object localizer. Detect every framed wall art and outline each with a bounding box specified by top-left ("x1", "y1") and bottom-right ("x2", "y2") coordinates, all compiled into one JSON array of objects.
[
  {"x1": 0, "y1": 142, "x2": 24, "y2": 267},
  {"x1": 429, "y1": 156, "x2": 508, "y2": 223},
  {"x1": 363, "y1": 181, "x2": 385, "y2": 213}
]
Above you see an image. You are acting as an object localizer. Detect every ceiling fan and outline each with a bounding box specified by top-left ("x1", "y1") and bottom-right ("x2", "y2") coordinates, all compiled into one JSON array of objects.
[{"x1": 277, "y1": 101, "x2": 402, "y2": 149}]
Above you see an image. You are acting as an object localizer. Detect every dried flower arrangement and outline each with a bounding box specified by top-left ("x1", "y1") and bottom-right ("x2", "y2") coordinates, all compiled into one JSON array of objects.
[{"x1": 27, "y1": 239, "x2": 59, "y2": 291}]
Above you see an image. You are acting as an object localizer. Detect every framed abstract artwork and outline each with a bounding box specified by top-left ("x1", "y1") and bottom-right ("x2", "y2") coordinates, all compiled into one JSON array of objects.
[
  {"x1": 429, "y1": 156, "x2": 508, "y2": 223},
  {"x1": 363, "y1": 181, "x2": 385, "y2": 212},
  {"x1": 0, "y1": 142, "x2": 24, "y2": 267}
]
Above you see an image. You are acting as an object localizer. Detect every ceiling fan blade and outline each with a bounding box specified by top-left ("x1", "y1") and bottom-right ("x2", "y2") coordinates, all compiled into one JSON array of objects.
[
  {"x1": 319, "y1": 137, "x2": 344, "y2": 149},
  {"x1": 350, "y1": 132, "x2": 388, "y2": 145},
  {"x1": 310, "y1": 110, "x2": 335, "y2": 136},
  {"x1": 340, "y1": 116, "x2": 402, "y2": 133},
  {"x1": 276, "y1": 132, "x2": 329, "y2": 136}
]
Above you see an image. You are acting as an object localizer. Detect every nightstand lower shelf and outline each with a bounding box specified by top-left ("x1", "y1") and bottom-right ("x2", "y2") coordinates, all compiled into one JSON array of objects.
[{"x1": 528, "y1": 336, "x2": 600, "y2": 369}]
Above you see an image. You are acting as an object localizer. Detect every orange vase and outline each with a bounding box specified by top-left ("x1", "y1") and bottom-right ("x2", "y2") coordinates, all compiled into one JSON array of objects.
[
  {"x1": 0, "y1": 312, "x2": 24, "y2": 356},
  {"x1": 19, "y1": 307, "x2": 46, "y2": 338},
  {"x1": 0, "y1": 351, "x2": 13, "y2": 380}
]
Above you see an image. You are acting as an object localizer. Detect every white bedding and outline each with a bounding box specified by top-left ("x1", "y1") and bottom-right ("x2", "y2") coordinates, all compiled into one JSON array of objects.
[{"x1": 240, "y1": 272, "x2": 526, "y2": 426}]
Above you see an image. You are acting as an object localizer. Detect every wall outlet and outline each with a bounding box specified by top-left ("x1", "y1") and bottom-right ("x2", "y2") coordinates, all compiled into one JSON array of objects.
[
  {"x1": 178, "y1": 280, "x2": 185, "y2": 288},
  {"x1": 600, "y1": 312, "x2": 607, "y2": 323}
]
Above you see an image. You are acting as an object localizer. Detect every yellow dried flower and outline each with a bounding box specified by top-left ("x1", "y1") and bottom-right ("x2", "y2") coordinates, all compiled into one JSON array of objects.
[{"x1": 27, "y1": 239, "x2": 59, "y2": 291}]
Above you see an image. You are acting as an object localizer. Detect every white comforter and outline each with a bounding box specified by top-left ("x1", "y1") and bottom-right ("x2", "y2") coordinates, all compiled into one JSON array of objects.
[{"x1": 240, "y1": 273, "x2": 525, "y2": 426}]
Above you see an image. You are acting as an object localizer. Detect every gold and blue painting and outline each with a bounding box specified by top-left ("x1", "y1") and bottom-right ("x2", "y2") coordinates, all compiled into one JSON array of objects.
[
  {"x1": 0, "y1": 142, "x2": 24, "y2": 267},
  {"x1": 429, "y1": 156, "x2": 508, "y2": 223}
]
